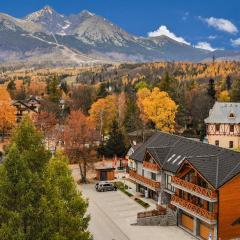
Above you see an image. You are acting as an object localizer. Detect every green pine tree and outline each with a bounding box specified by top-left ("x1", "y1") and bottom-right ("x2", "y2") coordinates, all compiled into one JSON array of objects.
[
  {"x1": 96, "y1": 82, "x2": 108, "y2": 99},
  {"x1": 40, "y1": 152, "x2": 92, "y2": 240},
  {"x1": 46, "y1": 76, "x2": 62, "y2": 103},
  {"x1": 0, "y1": 117, "x2": 92, "y2": 240},
  {"x1": 100, "y1": 120, "x2": 127, "y2": 158},
  {"x1": 0, "y1": 117, "x2": 51, "y2": 239},
  {"x1": 123, "y1": 95, "x2": 141, "y2": 132},
  {"x1": 230, "y1": 78, "x2": 240, "y2": 102}
]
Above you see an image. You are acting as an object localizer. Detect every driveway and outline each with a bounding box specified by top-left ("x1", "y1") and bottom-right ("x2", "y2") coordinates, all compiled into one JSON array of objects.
[{"x1": 79, "y1": 183, "x2": 194, "y2": 240}]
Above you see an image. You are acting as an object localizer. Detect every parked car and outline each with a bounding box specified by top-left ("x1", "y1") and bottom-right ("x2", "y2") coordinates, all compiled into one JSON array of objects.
[{"x1": 95, "y1": 182, "x2": 117, "y2": 192}]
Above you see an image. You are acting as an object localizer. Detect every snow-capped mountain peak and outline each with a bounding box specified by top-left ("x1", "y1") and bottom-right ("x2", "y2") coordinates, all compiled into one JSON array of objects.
[
  {"x1": 24, "y1": 5, "x2": 60, "y2": 22},
  {"x1": 80, "y1": 10, "x2": 95, "y2": 17},
  {"x1": 24, "y1": 6, "x2": 69, "y2": 34}
]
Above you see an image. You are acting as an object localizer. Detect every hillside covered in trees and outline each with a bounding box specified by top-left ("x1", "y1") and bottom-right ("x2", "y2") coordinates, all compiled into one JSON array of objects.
[{"x1": 1, "y1": 61, "x2": 240, "y2": 149}]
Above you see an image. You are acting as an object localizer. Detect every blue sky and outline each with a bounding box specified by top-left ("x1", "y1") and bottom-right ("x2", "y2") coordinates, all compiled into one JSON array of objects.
[{"x1": 1, "y1": 0, "x2": 240, "y2": 50}]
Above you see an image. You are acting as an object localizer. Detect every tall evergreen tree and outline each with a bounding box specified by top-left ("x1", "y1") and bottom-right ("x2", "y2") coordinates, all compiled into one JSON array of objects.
[
  {"x1": 46, "y1": 76, "x2": 62, "y2": 103},
  {"x1": 96, "y1": 82, "x2": 108, "y2": 99},
  {"x1": 230, "y1": 78, "x2": 240, "y2": 102},
  {"x1": 40, "y1": 152, "x2": 92, "y2": 240},
  {"x1": 226, "y1": 75, "x2": 232, "y2": 91},
  {"x1": 99, "y1": 120, "x2": 127, "y2": 158},
  {"x1": 0, "y1": 117, "x2": 51, "y2": 239},
  {"x1": 123, "y1": 94, "x2": 141, "y2": 132},
  {"x1": 159, "y1": 71, "x2": 171, "y2": 92},
  {"x1": 0, "y1": 117, "x2": 92, "y2": 240},
  {"x1": 207, "y1": 78, "x2": 216, "y2": 100}
]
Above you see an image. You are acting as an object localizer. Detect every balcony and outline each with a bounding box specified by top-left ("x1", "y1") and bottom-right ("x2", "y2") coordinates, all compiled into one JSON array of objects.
[
  {"x1": 143, "y1": 161, "x2": 160, "y2": 172},
  {"x1": 129, "y1": 170, "x2": 161, "y2": 190},
  {"x1": 171, "y1": 195, "x2": 217, "y2": 225},
  {"x1": 171, "y1": 176, "x2": 217, "y2": 202}
]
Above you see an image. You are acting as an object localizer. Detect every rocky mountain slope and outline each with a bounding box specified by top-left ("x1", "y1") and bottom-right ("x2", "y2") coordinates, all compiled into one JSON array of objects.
[{"x1": 0, "y1": 6, "x2": 240, "y2": 68}]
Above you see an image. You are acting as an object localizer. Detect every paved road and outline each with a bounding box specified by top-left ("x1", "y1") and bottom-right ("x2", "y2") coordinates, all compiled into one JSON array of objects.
[{"x1": 79, "y1": 183, "x2": 194, "y2": 240}]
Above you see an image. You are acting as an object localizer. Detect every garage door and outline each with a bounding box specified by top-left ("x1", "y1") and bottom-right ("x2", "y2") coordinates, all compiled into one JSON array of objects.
[
  {"x1": 199, "y1": 222, "x2": 213, "y2": 240},
  {"x1": 181, "y1": 213, "x2": 194, "y2": 232}
]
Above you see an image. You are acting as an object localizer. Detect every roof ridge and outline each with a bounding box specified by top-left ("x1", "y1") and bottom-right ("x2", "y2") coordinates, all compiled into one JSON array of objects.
[
  {"x1": 219, "y1": 159, "x2": 240, "y2": 187},
  {"x1": 215, "y1": 156, "x2": 220, "y2": 188},
  {"x1": 187, "y1": 154, "x2": 219, "y2": 159},
  {"x1": 146, "y1": 146, "x2": 172, "y2": 149}
]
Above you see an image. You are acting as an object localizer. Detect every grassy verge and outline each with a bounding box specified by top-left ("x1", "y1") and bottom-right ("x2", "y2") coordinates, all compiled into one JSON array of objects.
[
  {"x1": 116, "y1": 182, "x2": 133, "y2": 197},
  {"x1": 116, "y1": 182, "x2": 150, "y2": 208},
  {"x1": 134, "y1": 198, "x2": 150, "y2": 208}
]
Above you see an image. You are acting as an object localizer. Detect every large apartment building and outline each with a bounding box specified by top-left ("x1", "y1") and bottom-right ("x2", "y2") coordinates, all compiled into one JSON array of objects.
[
  {"x1": 129, "y1": 131, "x2": 240, "y2": 240},
  {"x1": 205, "y1": 102, "x2": 240, "y2": 149}
]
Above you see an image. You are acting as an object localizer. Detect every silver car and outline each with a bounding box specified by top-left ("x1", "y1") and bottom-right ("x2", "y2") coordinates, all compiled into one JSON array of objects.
[{"x1": 96, "y1": 182, "x2": 117, "y2": 192}]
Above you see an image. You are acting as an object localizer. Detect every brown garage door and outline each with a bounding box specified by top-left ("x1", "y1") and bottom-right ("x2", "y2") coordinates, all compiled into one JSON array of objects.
[
  {"x1": 199, "y1": 222, "x2": 213, "y2": 240},
  {"x1": 181, "y1": 213, "x2": 194, "y2": 232}
]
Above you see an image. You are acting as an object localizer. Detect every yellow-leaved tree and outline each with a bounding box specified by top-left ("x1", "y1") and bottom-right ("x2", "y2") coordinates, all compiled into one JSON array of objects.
[
  {"x1": 0, "y1": 86, "x2": 16, "y2": 140},
  {"x1": 218, "y1": 90, "x2": 230, "y2": 102},
  {"x1": 136, "y1": 87, "x2": 151, "y2": 125},
  {"x1": 89, "y1": 95, "x2": 117, "y2": 137},
  {"x1": 137, "y1": 87, "x2": 177, "y2": 132}
]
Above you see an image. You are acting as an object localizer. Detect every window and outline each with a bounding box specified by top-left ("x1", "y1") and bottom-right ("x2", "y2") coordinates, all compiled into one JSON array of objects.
[
  {"x1": 229, "y1": 141, "x2": 234, "y2": 148},
  {"x1": 215, "y1": 124, "x2": 220, "y2": 132},
  {"x1": 215, "y1": 140, "x2": 219, "y2": 146},
  {"x1": 165, "y1": 173, "x2": 175, "y2": 192},
  {"x1": 142, "y1": 169, "x2": 144, "y2": 177},
  {"x1": 230, "y1": 124, "x2": 234, "y2": 133},
  {"x1": 151, "y1": 172, "x2": 156, "y2": 181}
]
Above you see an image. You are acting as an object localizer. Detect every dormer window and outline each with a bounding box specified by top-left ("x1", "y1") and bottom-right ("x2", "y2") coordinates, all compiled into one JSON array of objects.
[{"x1": 229, "y1": 113, "x2": 235, "y2": 118}]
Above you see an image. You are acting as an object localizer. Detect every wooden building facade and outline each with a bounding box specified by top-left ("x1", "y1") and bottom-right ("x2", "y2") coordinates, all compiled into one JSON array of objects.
[{"x1": 129, "y1": 131, "x2": 240, "y2": 240}]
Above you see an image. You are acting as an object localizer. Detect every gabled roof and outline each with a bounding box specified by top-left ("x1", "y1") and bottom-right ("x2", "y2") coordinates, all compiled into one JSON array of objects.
[
  {"x1": 146, "y1": 147, "x2": 172, "y2": 166},
  {"x1": 183, "y1": 151, "x2": 240, "y2": 189},
  {"x1": 204, "y1": 102, "x2": 240, "y2": 124},
  {"x1": 130, "y1": 131, "x2": 240, "y2": 184}
]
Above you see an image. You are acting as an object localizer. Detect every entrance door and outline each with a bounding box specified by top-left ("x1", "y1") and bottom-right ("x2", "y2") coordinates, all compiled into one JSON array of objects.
[{"x1": 100, "y1": 171, "x2": 108, "y2": 181}]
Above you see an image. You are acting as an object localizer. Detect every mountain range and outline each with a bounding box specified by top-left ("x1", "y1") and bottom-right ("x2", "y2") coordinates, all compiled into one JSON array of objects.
[{"x1": 1, "y1": 6, "x2": 240, "y2": 68}]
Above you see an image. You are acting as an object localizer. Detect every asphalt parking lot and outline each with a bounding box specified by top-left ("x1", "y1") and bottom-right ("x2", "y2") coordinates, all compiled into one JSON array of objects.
[{"x1": 79, "y1": 183, "x2": 194, "y2": 240}]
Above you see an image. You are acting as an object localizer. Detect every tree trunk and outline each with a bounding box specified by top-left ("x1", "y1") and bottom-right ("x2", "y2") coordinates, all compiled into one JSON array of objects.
[{"x1": 79, "y1": 161, "x2": 87, "y2": 183}]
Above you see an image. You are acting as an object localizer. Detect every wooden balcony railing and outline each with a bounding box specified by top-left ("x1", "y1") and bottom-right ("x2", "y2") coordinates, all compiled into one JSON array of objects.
[
  {"x1": 143, "y1": 161, "x2": 160, "y2": 172},
  {"x1": 172, "y1": 176, "x2": 217, "y2": 201},
  {"x1": 171, "y1": 195, "x2": 217, "y2": 223},
  {"x1": 129, "y1": 170, "x2": 161, "y2": 190},
  {"x1": 137, "y1": 208, "x2": 166, "y2": 219}
]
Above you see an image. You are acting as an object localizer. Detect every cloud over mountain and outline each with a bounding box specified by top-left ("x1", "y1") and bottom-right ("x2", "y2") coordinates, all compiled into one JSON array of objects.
[
  {"x1": 148, "y1": 25, "x2": 190, "y2": 45},
  {"x1": 195, "y1": 42, "x2": 217, "y2": 51}
]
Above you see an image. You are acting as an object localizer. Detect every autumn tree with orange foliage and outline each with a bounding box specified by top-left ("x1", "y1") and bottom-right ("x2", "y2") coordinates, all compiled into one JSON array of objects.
[
  {"x1": 64, "y1": 110, "x2": 98, "y2": 183},
  {"x1": 0, "y1": 86, "x2": 16, "y2": 141},
  {"x1": 137, "y1": 87, "x2": 177, "y2": 132}
]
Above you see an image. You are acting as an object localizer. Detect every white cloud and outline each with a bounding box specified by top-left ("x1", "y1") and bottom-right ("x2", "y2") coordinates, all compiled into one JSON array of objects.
[
  {"x1": 195, "y1": 42, "x2": 217, "y2": 51},
  {"x1": 231, "y1": 38, "x2": 240, "y2": 46},
  {"x1": 208, "y1": 35, "x2": 217, "y2": 40},
  {"x1": 201, "y1": 17, "x2": 238, "y2": 34},
  {"x1": 148, "y1": 25, "x2": 190, "y2": 45}
]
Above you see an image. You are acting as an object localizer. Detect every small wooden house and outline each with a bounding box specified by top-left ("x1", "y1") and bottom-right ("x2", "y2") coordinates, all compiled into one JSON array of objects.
[{"x1": 95, "y1": 161, "x2": 115, "y2": 181}]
